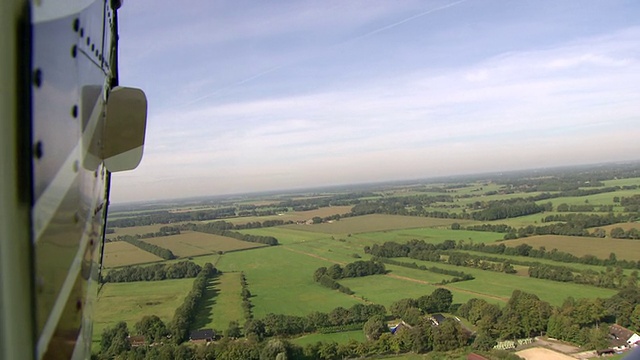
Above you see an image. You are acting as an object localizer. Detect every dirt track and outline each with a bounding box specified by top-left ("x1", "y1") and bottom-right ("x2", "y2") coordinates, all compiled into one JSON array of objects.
[{"x1": 516, "y1": 347, "x2": 576, "y2": 360}]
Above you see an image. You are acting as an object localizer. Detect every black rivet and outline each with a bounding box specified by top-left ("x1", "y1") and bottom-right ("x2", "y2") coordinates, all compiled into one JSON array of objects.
[
  {"x1": 33, "y1": 68, "x2": 42, "y2": 87},
  {"x1": 71, "y1": 105, "x2": 78, "y2": 118},
  {"x1": 90, "y1": 239, "x2": 95, "y2": 247},
  {"x1": 73, "y1": 212, "x2": 79, "y2": 224},
  {"x1": 34, "y1": 141, "x2": 43, "y2": 159},
  {"x1": 76, "y1": 299, "x2": 82, "y2": 311},
  {"x1": 71, "y1": 45, "x2": 77, "y2": 58},
  {"x1": 73, "y1": 18, "x2": 80, "y2": 32},
  {"x1": 86, "y1": 37, "x2": 90, "y2": 45},
  {"x1": 80, "y1": 28, "x2": 84, "y2": 37},
  {"x1": 91, "y1": 44, "x2": 95, "y2": 51}
]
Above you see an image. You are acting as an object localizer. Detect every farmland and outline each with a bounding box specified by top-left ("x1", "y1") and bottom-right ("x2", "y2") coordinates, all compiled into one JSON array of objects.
[
  {"x1": 502, "y1": 235, "x2": 640, "y2": 260},
  {"x1": 102, "y1": 241, "x2": 163, "y2": 267},
  {"x1": 93, "y1": 278, "x2": 195, "y2": 350},
  {"x1": 142, "y1": 231, "x2": 266, "y2": 258},
  {"x1": 97, "y1": 166, "x2": 640, "y2": 359}
]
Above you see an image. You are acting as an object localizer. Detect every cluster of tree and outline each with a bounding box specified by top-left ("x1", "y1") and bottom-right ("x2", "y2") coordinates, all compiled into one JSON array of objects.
[
  {"x1": 233, "y1": 219, "x2": 293, "y2": 230},
  {"x1": 620, "y1": 194, "x2": 640, "y2": 212},
  {"x1": 240, "y1": 272, "x2": 253, "y2": 321},
  {"x1": 446, "y1": 252, "x2": 517, "y2": 274},
  {"x1": 243, "y1": 303, "x2": 386, "y2": 338},
  {"x1": 458, "y1": 223, "x2": 515, "y2": 233},
  {"x1": 457, "y1": 240, "x2": 640, "y2": 269},
  {"x1": 545, "y1": 294, "x2": 640, "y2": 349},
  {"x1": 312, "y1": 260, "x2": 386, "y2": 294},
  {"x1": 541, "y1": 213, "x2": 630, "y2": 228},
  {"x1": 556, "y1": 203, "x2": 613, "y2": 212},
  {"x1": 350, "y1": 194, "x2": 453, "y2": 217},
  {"x1": 469, "y1": 199, "x2": 550, "y2": 221},
  {"x1": 181, "y1": 221, "x2": 279, "y2": 246},
  {"x1": 388, "y1": 288, "x2": 454, "y2": 325},
  {"x1": 314, "y1": 260, "x2": 387, "y2": 280},
  {"x1": 365, "y1": 239, "x2": 457, "y2": 258},
  {"x1": 108, "y1": 207, "x2": 237, "y2": 228},
  {"x1": 314, "y1": 272, "x2": 354, "y2": 295},
  {"x1": 278, "y1": 192, "x2": 373, "y2": 210},
  {"x1": 119, "y1": 235, "x2": 176, "y2": 260},
  {"x1": 500, "y1": 212, "x2": 635, "y2": 239},
  {"x1": 169, "y1": 263, "x2": 217, "y2": 343},
  {"x1": 610, "y1": 227, "x2": 640, "y2": 239},
  {"x1": 102, "y1": 261, "x2": 201, "y2": 283},
  {"x1": 373, "y1": 257, "x2": 475, "y2": 283},
  {"x1": 106, "y1": 226, "x2": 180, "y2": 243},
  {"x1": 237, "y1": 207, "x2": 289, "y2": 217}
]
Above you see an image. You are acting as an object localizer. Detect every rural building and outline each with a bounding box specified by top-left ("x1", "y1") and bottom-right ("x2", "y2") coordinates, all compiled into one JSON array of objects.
[
  {"x1": 189, "y1": 329, "x2": 215, "y2": 343},
  {"x1": 430, "y1": 314, "x2": 447, "y2": 326},
  {"x1": 609, "y1": 324, "x2": 640, "y2": 347},
  {"x1": 127, "y1": 335, "x2": 145, "y2": 347},
  {"x1": 389, "y1": 320, "x2": 412, "y2": 334}
]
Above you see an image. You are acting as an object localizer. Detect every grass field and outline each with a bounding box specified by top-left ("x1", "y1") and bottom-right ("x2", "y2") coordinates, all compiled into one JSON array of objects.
[
  {"x1": 93, "y1": 278, "x2": 194, "y2": 350},
  {"x1": 291, "y1": 329, "x2": 366, "y2": 346},
  {"x1": 143, "y1": 231, "x2": 265, "y2": 257},
  {"x1": 215, "y1": 246, "x2": 361, "y2": 317},
  {"x1": 191, "y1": 272, "x2": 244, "y2": 332},
  {"x1": 239, "y1": 227, "x2": 331, "y2": 245},
  {"x1": 502, "y1": 235, "x2": 640, "y2": 260},
  {"x1": 458, "y1": 250, "x2": 637, "y2": 275},
  {"x1": 598, "y1": 222, "x2": 640, "y2": 233},
  {"x1": 283, "y1": 214, "x2": 468, "y2": 235},
  {"x1": 389, "y1": 257, "x2": 617, "y2": 306},
  {"x1": 352, "y1": 227, "x2": 504, "y2": 244},
  {"x1": 223, "y1": 205, "x2": 355, "y2": 225},
  {"x1": 102, "y1": 241, "x2": 163, "y2": 267}
]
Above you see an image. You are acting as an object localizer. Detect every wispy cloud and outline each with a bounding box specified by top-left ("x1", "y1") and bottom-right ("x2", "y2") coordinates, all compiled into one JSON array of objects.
[{"x1": 111, "y1": 2, "x2": 640, "y2": 202}]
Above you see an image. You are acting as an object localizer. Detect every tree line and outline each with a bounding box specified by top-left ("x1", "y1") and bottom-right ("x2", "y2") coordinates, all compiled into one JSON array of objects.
[
  {"x1": 240, "y1": 272, "x2": 253, "y2": 321},
  {"x1": 169, "y1": 263, "x2": 217, "y2": 343},
  {"x1": 119, "y1": 235, "x2": 176, "y2": 260},
  {"x1": 312, "y1": 260, "x2": 386, "y2": 294},
  {"x1": 102, "y1": 261, "x2": 202, "y2": 283},
  {"x1": 457, "y1": 240, "x2": 640, "y2": 269},
  {"x1": 243, "y1": 303, "x2": 387, "y2": 339},
  {"x1": 180, "y1": 221, "x2": 279, "y2": 246},
  {"x1": 373, "y1": 257, "x2": 475, "y2": 283},
  {"x1": 108, "y1": 207, "x2": 237, "y2": 228}
]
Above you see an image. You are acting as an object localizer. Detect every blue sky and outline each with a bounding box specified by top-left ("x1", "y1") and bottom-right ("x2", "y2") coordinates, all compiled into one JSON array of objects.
[{"x1": 110, "y1": 0, "x2": 640, "y2": 203}]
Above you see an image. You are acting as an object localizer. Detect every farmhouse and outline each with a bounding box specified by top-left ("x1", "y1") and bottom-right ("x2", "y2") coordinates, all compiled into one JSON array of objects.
[
  {"x1": 189, "y1": 328, "x2": 215, "y2": 343},
  {"x1": 430, "y1": 313, "x2": 447, "y2": 326},
  {"x1": 609, "y1": 324, "x2": 640, "y2": 347},
  {"x1": 389, "y1": 320, "x2": 412, "y2": 334}
]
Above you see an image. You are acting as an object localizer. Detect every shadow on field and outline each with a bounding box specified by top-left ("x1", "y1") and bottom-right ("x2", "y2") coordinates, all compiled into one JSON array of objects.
[{"x1": 191, "y1": 276, "x2": 220, "y2": 330}]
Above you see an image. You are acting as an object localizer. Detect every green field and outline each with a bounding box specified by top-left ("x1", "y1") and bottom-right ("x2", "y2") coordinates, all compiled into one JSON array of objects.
[
  {"x1": 283, "y1": 214, "x2": 468, "y2": 235},
  {"x1": 102, "y1": 241, "x2": 163, "y2": 268},
  {"x1": 386, "y1": 258, "x2": 617, "y2": 306},
  {"x1": 458, "y1": 250, "x2": 637, "y2": 275},
  {"x1": 502, "y1": 235, "x2": 640, "y2": 260},
  {"x1": 215, "y1": 246, "x2": 361, "y2": 317},
  {"x1": 240, "y1": 227, "x2": 331, "y2": 245},
  {"x1": 191, "y1": 272, "x2": 244, "y2": 332},
  {"x1": 144, "y1": 231, "x2": 266, "y2": 257},
  {"x1": 93, "y1": 278, "x2": 194, "y2": 350},
  {"x1": 352, "y1": 227, "x2": 504, "y2": 244}
]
